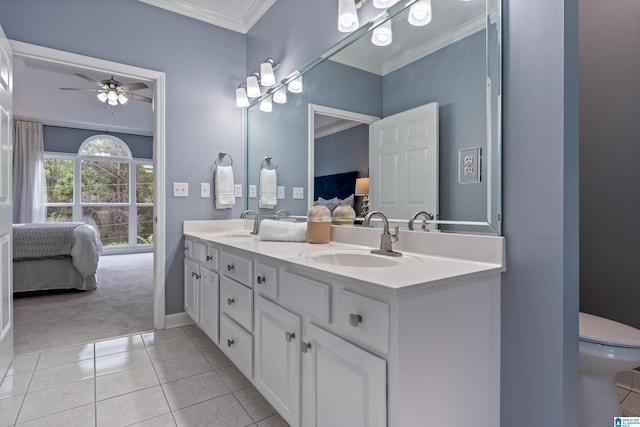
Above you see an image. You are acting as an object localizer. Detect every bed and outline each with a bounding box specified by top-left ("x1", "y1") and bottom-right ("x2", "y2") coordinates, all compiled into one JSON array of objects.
[
  {"x1": 12, "y1": 222, "x2": 102, "y2": 292},
  {"x1": 314, "y1": 170, "x2": 359, "y2": 212}
]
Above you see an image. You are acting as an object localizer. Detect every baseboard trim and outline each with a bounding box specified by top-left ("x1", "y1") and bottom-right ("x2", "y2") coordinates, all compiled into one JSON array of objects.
[{"x1": 164, "y1": 312, "x2": 194, "y2": 329}]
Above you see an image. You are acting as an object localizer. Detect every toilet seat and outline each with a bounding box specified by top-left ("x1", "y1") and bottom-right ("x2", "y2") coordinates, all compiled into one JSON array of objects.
[{"x1": 579, "y1": 312, "x2": 640, "y2": 348}]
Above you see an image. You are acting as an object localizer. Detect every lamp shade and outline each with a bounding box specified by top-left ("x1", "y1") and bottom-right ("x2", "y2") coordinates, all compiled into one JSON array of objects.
[
  {"x1": 408, "y1": 0, "x2": 432, "y2": 26},
  {"x1": 96, "y1": 92, "x2": 108, "y2": 103},
  {"x1": 236, "y1": 86, "x2": 249, "y2": 107},
  {"x1": 273, "y1": 86, "x2": 287, "y2": 104},
  {"x1": 259, "y1": 96, "x2": 272, "y2": 112},
  {"x1": 247, "y1": 75, "x2": 261, "y2": 97},
  {"x1": 355, "y1": 178, "x2": 370, "y2": 196},
  {"x1": 373, "y1": 0, "x2": 398, "y2": 8},
  {"x1": 338, "y1": 0, "x2": 359, "y2": 32},
  {"x1": 288, "y1": 76, "x2": 303, "y2": 93},
  {"x1": 372, "y1": 20, "x2": 392, "y2": 46},
  {"x1": 117, "y1": 93, "x2": 128, "y2": 104},
  {"x1": 260, "y1": 61, "x2": 276, "y2": 87}
]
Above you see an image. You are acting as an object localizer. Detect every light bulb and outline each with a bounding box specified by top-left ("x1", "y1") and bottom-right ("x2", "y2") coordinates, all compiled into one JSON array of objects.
[
  {"x1": 260, "y1": 61, "x2": 276, "y2": 87},
  {"x1": 372, "y1": 20, "x2": 392, "y2": 46},
  {"x1": 117, "y1": 94, "x2": 128, "y2": 104},
  {"x1": 259, "y1": 96, "x2": 272, "y2": 112},
  {"x1": 373, "y1": 0, "x2": 398, "y2": 8},
  {"x1": 247, "y1": 74, "x2": 261, "y2": 98},
  {"x1": 338, "y1": 0, "x2": 359, "y2": 32},
  {"x1": 288, "y1": 76, "x2": 303, "y2": 93},
  {"x1": 408, "y1": 0, "x2": 432, "y2": 26},
  {"x1": 273, "y1": 86, "x2": 287, "y2": 104},
  {"x1": 97, "y1": 92, "x2": 108, "y2": 103},
  {"x1": 236, "y1": 86, "x2": 249, "y2": 108}
]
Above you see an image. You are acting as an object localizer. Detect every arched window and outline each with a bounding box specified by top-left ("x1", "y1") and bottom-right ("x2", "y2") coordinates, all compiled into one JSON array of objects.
[{"x1": 79, "y1": 134, "x2": 132, "y2": 158}]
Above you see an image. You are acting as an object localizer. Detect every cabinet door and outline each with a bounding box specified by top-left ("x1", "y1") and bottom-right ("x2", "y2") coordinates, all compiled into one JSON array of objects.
[
  {"x1": 184, "y1": 258, "x2": 199, "y2": 324},
  {"x1": 199, "y1": 268, "x2": 219, "y2": 344},
  {"x1": 255, "y1": 296, "x2": 301, "y2": 426},
  {"x1": 302, "y1": 324, "x2": 386, "y2": 427}
]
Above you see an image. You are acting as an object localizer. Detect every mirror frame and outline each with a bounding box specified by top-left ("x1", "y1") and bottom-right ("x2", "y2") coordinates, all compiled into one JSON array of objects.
[{"x1": 244, "y1": 0, "x2": 502, "y2": 235}]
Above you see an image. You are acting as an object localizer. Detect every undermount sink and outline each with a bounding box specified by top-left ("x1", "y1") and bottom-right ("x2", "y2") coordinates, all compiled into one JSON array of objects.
[
  {"x1": 299, "y1": 249, "x2": 419, "y2": 268},
  {"x1": 225, "y1": 230, "x2": 255, "y2": 238}
]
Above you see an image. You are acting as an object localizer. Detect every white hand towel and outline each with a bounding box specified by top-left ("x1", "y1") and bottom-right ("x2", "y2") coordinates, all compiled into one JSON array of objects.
[
  {"x1": 259, "y1": 168, "x2": 277, "y2": 209},
  {"x1": 258, "y1": 219, "x2": 307, "y2": 242},
  {"x1": 215, "y1": 165, "x2": 236, "y2": 209}
]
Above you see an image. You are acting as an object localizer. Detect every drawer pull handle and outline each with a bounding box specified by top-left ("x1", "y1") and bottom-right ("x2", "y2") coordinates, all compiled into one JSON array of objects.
[
  {"x1": 227, "y1": 298, "x2": 235, "y2": 306},
  {"x1": 227, "y1": 264, "x2": 235, "y2": 272},
  {"x1": 194, "y1": 273, "x2": 201, "y2": 280},
  {"x1": 257, "y1": 275, "x2": 266, "y2": 285},
  {"x1": 285, "y1": 332, "x2": 295, "y2": 342},
  {"x1": 227, "y1": 339, "x2": 234, "y2": 347},
  {"x1": 206, "y1": 255, "x2": 213, "y2": 261},
  {"x1": 349, "y1": 313, "x2": 362, "y2": 327}
]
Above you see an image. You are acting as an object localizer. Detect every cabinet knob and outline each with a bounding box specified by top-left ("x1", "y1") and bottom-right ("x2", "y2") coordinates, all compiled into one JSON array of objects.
[
  {"x1": 191, "y1": 271, "x2": 196, "y2": 278},
  {"x1": 206, "y1": 255, "x2": 213, "y2": 261},
  {"x1": 184, "y1": 246, "x2": 188, "y2": 251},
  {"x1": 349, "y1": 313, "x2": 362, "y2": 327},
  {"x1": 227, "y1": 339, "x2": 234, "y2": 347},
  {"x1": 301, "y1": 341, "x2": 312, "y2": 353},
  {"x1": 285, "y1": 331, "x2": 295, "y2": 342},
  {"x1": 257, "y1": 275, "x2": 266, "y2": 285},
  {"x1": 227, "y1": 298, "x2": 235, "y2": 306},
  {"x1": 195, "y1": 273, "x2": 201, "y2": 280},
  {"x1": 227, "y1": 264, "x2": 235, "y2": 272}
]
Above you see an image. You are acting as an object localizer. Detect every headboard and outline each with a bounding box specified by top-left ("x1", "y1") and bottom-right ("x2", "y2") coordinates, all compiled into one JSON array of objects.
[{"x1": 313, "y1": 171, "x2": 359, "y2": 201}]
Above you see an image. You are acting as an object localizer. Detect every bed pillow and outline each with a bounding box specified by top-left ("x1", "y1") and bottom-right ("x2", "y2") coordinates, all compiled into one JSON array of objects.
[{"x1": 316, "y1": 194, "x2": 354, "y2": 212}]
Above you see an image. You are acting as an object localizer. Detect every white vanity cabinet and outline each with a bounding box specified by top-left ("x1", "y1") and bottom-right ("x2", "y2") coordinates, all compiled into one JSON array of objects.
[{"x1": 183, "y1": 237, "x2": 220, "y2": 343}]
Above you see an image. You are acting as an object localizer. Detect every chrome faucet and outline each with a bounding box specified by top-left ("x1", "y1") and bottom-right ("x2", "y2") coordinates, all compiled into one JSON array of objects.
[
  {"x1": 240, "y1": 210, "x2": 261, "y2": 235},
  {"x1": 408, "y1": 211, "x2": 434, "y2": 231},
  {"x1": 273, "y1": 209, "x2": 290, "y2": 220},
  {"x1": 362, "y1": 211, "x2": 402, "y2": 257}
]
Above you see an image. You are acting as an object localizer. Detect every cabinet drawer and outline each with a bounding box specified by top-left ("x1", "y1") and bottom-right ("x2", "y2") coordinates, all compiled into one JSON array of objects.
[
  {"x1": 337, "y1": 289, "x2": 390, "y2": 353},
  {"x1": 192, "y1": 242, "x2": 219, "y2": 271},
  {"x1": 220, "y1": 276, "x2": 253, "y2": 331},
  {"x1": 220, "y1": 314, "x2": 253, "y2": 379},
  {"x1": 220, "y1": 251, "x2": 253, "y2": 287},
  {"x1": 254, "y1": 260, "x2": 278, "y2": 299},
  {"x1": 280, "y1": 271, "x2": 330, "y2": 323}
]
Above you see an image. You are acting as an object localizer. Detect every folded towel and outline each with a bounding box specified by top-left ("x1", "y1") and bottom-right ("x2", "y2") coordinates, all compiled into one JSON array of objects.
[
  {"x1": 258, "y1": 219, "x2": 307, "y2": 242},
  {"x1": 215, "y1": 165, "x2": 235, "y2": 209},
  {"x1": 259, "y1": 168, "x2": 277, "y2": 209}
]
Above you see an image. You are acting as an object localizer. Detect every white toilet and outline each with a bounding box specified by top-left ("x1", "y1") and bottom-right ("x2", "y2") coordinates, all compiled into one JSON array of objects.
[{"x1": 579, "y1": 312, "x2": 640, "y2": 427}]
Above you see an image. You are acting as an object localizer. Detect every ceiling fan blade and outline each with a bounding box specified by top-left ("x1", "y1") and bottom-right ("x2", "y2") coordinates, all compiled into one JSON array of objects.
[
  {"x1": 119, "y1": 82, "x2": 148, "y2": 91},
  {"x1": 74, "y1": 73, "x2": 103, "y2": 87},
  {"x1": 59, "y1": 87, "x2": 99, "y2": 92},
  {"x1": 128, "y1": 93, "x2": 153, "y2": 103}
]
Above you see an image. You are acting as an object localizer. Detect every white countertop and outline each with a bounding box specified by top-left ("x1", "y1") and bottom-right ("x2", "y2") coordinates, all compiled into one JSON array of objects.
[{"x1": 184, "y1": 219, "x2": 505, "y2": 294}]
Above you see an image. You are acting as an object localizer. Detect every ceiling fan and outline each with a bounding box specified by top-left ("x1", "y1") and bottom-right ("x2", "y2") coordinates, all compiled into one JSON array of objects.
[{"x1": 60, "y1": 73, "x2": 153, "y2": 107}]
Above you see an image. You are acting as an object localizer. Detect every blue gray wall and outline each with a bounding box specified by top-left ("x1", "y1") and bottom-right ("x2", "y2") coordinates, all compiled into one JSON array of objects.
[
  {"x1": 43, "y1": 125, "x2": 153, "y2": 159},
  {"x1": 0, "y1": 0, "x2": 246, "y2": 315},
  {"x1": 314, "y1": 125, "x2": 368, "y2": 178},
  {"x1": 579, "y1": 0, "x2": 640, "y2": 330}
]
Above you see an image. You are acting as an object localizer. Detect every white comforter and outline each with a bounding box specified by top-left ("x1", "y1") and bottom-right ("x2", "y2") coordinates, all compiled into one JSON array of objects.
[{"x1": 70, "y1": 224, "x2": 103, "y2": 278}]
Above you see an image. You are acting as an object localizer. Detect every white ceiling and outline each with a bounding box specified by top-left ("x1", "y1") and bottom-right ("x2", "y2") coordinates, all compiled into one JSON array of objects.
[{"x1": 136, "y1": 0, "x2": 277, "y2": 34}]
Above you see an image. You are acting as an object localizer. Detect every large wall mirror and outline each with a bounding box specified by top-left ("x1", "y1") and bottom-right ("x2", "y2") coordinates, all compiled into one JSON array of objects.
[{"x1": 245, "y1": 0, "x2": 501, "y2": 235}]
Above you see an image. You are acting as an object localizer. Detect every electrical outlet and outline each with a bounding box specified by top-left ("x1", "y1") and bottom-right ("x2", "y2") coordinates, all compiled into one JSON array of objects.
[
  {"x1": 292, "y1": 187, "x2": 304, "y2": 200},
  {"x1": 459, "y1": 147, "x2": 481, "y2": 184},
  {"x1": 234, "y1": 184, "x2": 243, "y2": 198},
  {"x1": 277, "y1": 186, "x2": 285, "y2": 199},
  {"x1": 200, "y1": 183, "x2": 210, "y2": 198},
  {"x1": 173, "y1": 182, "x2": 189, "y2": 197},
  {"x1": 249, "y1": 185, "x2": 257, "y2": 198}
]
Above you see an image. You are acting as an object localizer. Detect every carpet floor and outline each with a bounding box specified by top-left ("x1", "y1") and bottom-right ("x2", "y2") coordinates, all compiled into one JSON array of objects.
[{"x1": 13, "y1": 252, "x2": 154, "y2": 355}]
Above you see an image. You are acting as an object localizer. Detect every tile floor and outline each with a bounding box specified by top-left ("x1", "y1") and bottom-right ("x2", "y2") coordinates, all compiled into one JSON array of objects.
[
  {"x1": 618, "y1": 369, "x2": 640, "y2": 417},
  {"x1": 0, "y1": 326, "x2": 290, "y2": 427}
]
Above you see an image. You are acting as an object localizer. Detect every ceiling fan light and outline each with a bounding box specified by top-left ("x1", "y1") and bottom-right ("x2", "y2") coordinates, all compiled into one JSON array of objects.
[
  {"x1": 108, "y1": 97, "x2": 118, "y2": 106},
  {"x1": 117, "y1": 93, "x2": 128, "y2": 104},
  {"x1": 372, "y1": 0, "x2": 398, "y2": 8},
  {"x1": 372, "y1": 20, "x2": 393, "y2": 46},
  {"x1": 236, "y1": 86, "x2": 249, "y2": 108},
  {"x1": 107, "y1": 90, "x2": 118, "y2": 102},
  {"x1": 408, "y1": 0, "x2": 432, "y2": 26},
  {"x1": 287, "y1": 76, "x2": 303, "y2": 93},
  {"x1": 259, "y1": 96, "x2": 272, "y2": 113},
  {"x1": 260, "y1": 60, "x2": 276, "y2": 87},
  {"x1": 247, "y1": 74, "x2": 261, "y2": 98},
  {"x1": 338, "y1": 0, "x2": 359, "y2": 32},
  {"x1": 273, "y1": 86, "x2": 287, "y2": 104},
  {"x1": 96, "y1": 92, "x2": 108, "y2": 103}
]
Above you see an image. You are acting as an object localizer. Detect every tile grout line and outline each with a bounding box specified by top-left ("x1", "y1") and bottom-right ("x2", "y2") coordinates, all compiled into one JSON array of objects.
[{"x1": 11, "y1": 351, "x2": 41, "y2": 426}]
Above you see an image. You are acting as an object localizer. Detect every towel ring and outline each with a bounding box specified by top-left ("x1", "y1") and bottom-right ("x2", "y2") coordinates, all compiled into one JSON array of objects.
[
  {"x1": 215, "y1": 151, "x2": 233, "y2": 167},
  {"x1": 261, "y1": 155, "x2": 277, "y2": 171}
]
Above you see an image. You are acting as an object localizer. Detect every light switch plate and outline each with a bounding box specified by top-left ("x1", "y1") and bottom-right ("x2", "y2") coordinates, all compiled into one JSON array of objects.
[
  {"x1": 173, "y1": 182, "x2": 189, "y2": 197},
  {"x1": 249, "y1": 185, "x2": 257, "y2": 198},
  {"x1": 292, "y1": 187, "x2": 304, "y2": 199},
  {"x1": 234, "y1": 184, "x2": 243, "y2": 198},
  {"x1": 277, "y1": 186, "x2": 285, "y2": 199},
  {"x1": 200, "y1": 183, "x2": 210, "y2": 198},
  {"x1": 458, "y1": 147, "x2": 481, "y2": 184}
]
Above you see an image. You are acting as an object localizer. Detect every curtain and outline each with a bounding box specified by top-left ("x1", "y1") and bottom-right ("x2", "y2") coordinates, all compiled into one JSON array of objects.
[{"x1": 12, "y1": 120, "x2": 45, "y2": 223}]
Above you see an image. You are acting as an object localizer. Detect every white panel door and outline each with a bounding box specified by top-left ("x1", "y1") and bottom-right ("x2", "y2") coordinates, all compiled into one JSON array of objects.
[
  {"x1": 254, "y1": 296, "x2": 301, "y2": 427},
  {"x1": 0, "y1": 24, "x2": 13, "y2": 377},
  {"x1": 199, "y1": 267, "x2": 219, "y2": 344},
  {"x1": 184, "y1": 259, "x2": 199, "y2": 324},
  {"x1": 370, "y1": 102, "x2": 439, "y2": 220},
  {"x1": 301, "y1": 324, "x2": 386, "y2": 427}
]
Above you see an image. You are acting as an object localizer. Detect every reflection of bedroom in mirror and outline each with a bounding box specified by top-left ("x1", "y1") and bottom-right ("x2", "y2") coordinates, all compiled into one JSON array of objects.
[{"x1": 10, "y1": 44, "x2": 158, "y2": 355}]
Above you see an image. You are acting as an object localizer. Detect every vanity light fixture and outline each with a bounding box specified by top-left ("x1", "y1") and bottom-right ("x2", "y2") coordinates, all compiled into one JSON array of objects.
[
  {"x1": 246, "y1": 72, "x2": 261, "y2": 98},
  {"x1": 260, "y1": 58, "x2": 279, "y2": 87},
  {"x1": 408, "y1": 0, "x2": 432, "y2": 26},
  {"x1": 235, "y1": 84, "x2": 249, "y2": 108},
  {"x1": 273, "y1": 86, "x2": 287, "y2": 104},
  {"x1": 371, "y1": 19, "x2": 392, "y2": 46},
  {"x1": 287, "y1": 75, "x2": 303, "y2": 93},
  {"x1": 259, "y1": 95, "x2": 273, "y2": 112},
  {"x1": 372, "y1": 0, "x2": 398, "y2": 8},
  {"x1": 338, "y1": 0, "x2": 368, "y2": 32}
]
